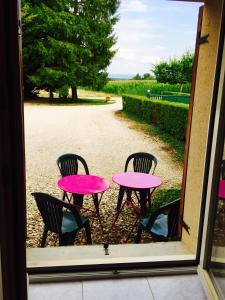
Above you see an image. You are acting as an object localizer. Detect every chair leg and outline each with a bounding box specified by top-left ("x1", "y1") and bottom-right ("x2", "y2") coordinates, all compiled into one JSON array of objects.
[
  {"x1": 67, "y1": 231, "x2": 76, "y2": 245},
  {"x1": 139, "y1": 190, "x2": 148, "y2": 217},
  {"x1": 59, "y1": 231, "x2": 76, "y2": 246},
  {"x1": 135, "y1": 228, "x2": 142, "y2": 243},
  {"x1": 40, "y1": 227, "x2": 48, "y2": 247},
  {"x1": 84, "y1": 221, "x2": 92, "y2": 245},
  {"x1": 59, "y1": 233, "x2": 67, "y2": 246},
  {"x1": 73, "y1": 194, "x2": 84, "y2": 208}
]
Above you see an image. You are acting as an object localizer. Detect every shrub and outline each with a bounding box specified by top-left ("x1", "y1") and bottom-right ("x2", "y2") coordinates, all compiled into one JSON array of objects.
[
  {"x1": 150, "y1": 188, "x2": 181, "y2": 213},
  {"x1": 122, "y1": 95, "x2": 189, "y2": 140}
]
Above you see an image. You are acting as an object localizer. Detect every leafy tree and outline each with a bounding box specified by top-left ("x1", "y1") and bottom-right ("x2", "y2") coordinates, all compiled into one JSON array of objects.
[
  {"x1": 179, "y1": 51, "x2": 193, "y2": 83},
  {"x1": 152, "y1": 51, "x2": 194, "y2": 88},
  {"x1": 131, "y1": 73, "x2": 155, "y2": 80},
  {"x1": 142, "y1": 73, "x2": 154, "y2": 80},
  {"x1": 132, "y1": 73, "x2": 142, "y2": 80},
  {"x1": 22, "y1": 0, "x2": 120, "y2": 100}
]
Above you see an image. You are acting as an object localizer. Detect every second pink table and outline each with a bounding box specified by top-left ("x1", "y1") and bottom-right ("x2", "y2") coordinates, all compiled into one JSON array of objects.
[{"x1": 113, "y1": 171, "x2": 162, "y2": 217}]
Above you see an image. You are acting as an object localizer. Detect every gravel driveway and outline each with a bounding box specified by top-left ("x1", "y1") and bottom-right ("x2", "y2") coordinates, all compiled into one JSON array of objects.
[{"x1": 25, "y1": 98, "x2": 182, "y2": 247}]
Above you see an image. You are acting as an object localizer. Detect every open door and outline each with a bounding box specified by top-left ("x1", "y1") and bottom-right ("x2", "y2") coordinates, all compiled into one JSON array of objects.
[
  {"x1": 179, "y1": 5, "x2": 204, "y2": 236},
  {"x1": 0, "y1": 0, "x2": 27, "y2": 299}
]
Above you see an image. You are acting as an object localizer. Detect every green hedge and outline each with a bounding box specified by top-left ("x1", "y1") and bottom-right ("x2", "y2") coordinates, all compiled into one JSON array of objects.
[
  {"x1": 151, "y1": 188, "x2": 181, "y2": 213},
  {"x1": 122, "y1": 94, "x2": 189, "y2": 140}
]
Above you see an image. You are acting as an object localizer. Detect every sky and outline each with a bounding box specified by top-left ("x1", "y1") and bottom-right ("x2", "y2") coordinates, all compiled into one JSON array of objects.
[{"x1": 108, "y1": 0, "x2": 202, "y2": 76}]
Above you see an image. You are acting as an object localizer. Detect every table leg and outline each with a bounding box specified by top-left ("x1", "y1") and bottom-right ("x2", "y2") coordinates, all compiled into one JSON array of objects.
[
  {"x1": 139, "y1": 189, "x2": 149, "y2": 217},
  {"x1": 126, "y1": 189, "x2": 132, "y2": 202},
  {"x1": 116, "y1": 186, "x2": 125, "y2": 212},
  {"x1": 93, "y1": 193, "x2": 100, "y2": 216},
  {"x1": 72, "y1": 193, "x2": 84, "y2": 209},
  {"x1": 92, "y1": 193, "x2": 104, "y2": 232}
]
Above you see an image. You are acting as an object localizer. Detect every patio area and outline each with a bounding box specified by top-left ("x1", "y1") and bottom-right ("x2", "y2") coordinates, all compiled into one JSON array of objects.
[{"x1": 24, "y1": 97, "x2": 183, "y2": 247}]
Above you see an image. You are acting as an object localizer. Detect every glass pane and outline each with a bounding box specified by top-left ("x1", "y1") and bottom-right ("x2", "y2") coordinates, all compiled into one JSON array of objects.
[{"x1": 210, "y1": 144, "x2": 225, "y2": 298}]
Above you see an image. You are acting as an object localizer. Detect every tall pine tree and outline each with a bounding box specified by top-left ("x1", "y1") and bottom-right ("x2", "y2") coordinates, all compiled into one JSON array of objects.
[{"x1": 22, "y1": 0, "x2": 120, "y2": 100}]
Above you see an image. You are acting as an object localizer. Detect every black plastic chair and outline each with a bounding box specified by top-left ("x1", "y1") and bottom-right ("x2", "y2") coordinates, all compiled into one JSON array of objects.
[
  {"x1": 32, "y1": 192, "x2": 92, "y2": 247},
  {"x1": 57, "y1": 153, "x2": 89, "y2": 206},
  {"x1": 135, "y1": 198, "x2": 181, "y2": 243},
  {"x1": 57, "y1": 153, "x2": 89, "y2": 177},
  {"x1": 124, "y1": 152, "x2": 157, "y2": 174},
  {"x1": 116, "y1": 152, "x2": 158, "y2": 212}
]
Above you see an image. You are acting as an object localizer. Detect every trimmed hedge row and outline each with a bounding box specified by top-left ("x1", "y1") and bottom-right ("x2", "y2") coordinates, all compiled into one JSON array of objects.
[{"x1": 122, "y1": 94, "x2": 189, "y2": 141}]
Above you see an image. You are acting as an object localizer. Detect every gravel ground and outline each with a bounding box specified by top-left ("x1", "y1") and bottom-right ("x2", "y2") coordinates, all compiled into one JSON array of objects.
[{"x1": 25, "y1": 97, "x2": 183, "y2": 248}]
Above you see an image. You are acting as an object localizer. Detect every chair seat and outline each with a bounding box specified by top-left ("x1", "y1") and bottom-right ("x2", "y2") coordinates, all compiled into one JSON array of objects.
[
  {"x1": 61, "y1": 211, "x2": 87, "y2": 234},
  {"x1": 140, "y1": 213, "x2": 168, "y2": 237}
]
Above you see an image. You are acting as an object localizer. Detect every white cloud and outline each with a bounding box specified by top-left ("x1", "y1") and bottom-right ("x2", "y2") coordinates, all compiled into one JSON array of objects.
[
  {"x1": 108, "y1": 46, "x2": 161, "y2": 74},
  {"x1": 114, "y1": 18, "x2": 161, "y2": 47},
  {"x1": 140, "y1": 55, "x2": 161, "y2": 64},
  {"x1": 109, "y1": 12, "x2": 164, "y2": 74},
  {"x1": 108, "y1": 0, "x2": 200, "y2": 75},
  {"x1": 120, "y1": 0, "x2": 149, "y2": 13}
]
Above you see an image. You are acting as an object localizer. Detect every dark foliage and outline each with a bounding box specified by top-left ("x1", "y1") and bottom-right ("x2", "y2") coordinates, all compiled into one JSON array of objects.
[{"x1": 22, "y1": 0, "x2": 120, "y2": 99}]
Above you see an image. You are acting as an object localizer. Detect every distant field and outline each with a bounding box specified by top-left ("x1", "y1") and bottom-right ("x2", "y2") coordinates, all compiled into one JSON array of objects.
[{"x1": 99, "y1": 80, "x2": 191, "y2": 96}]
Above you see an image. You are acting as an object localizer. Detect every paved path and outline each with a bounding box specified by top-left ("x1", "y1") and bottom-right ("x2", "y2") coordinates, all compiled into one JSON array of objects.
[
  {"x1": 25, "y1": 98, "x2": 182, "y2": 185},
  {"x1": 24, "y1": 98, "x2": 182, "y2": 247}
]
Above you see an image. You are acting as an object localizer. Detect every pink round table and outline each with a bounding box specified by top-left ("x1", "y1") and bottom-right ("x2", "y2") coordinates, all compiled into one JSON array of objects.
[
  {"x1": 112, "y1": 172, "x2": 162, "y2": 217},
  {"x1": 57, "y1": 174, "x2": 109, "y2": 219},
  {"x1": 57, "y1": 174, "x2": 109, "y2": 195},
  {"x1": 112, "y1": 172, "x2": 162, "y2": 189}
]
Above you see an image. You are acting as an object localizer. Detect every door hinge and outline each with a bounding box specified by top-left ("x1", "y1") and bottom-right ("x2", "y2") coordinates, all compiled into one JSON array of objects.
[
  {"x1": 181, "y1": 219, "x2": 190, "y2": 235},
  {"x1": 198, "y1": 34, "x2": 209, "y2": 45}
]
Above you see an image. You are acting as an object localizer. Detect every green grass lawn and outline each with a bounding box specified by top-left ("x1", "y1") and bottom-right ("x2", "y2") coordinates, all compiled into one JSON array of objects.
[
  {"x1": 24, "y1": 89, "x2": 115, "y2": 105},
  {"x1": 24, "y1": 97, "x2": 115, "y2": 105}
]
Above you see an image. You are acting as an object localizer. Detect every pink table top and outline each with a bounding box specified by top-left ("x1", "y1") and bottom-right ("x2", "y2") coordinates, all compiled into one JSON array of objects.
[
  {"x1": 112, "y1": 172, "x2": 162, "y2": 189},
  {"x1": 219, "y1": 179, "x2": 225, "y2": 199},
  {"x1": 57, "y1": 174, "x2": 109, "y2": 195}
]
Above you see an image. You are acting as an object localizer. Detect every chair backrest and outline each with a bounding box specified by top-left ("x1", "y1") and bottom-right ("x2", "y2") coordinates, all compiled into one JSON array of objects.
[
  {"x1": 148, "y1": 198, "x2": 181, "y2": 238},
  {"x1": 221, "y1": 160, "x2": 225, "y2": 179},
  {"x1": 32, "y1": 192, "x2": 82, "y2": 233},
  {"x1": 57, "y1": 153, "x2": 89, "y2": 177},
  {"x1": 124, "y1": 152, "x2": 157, "y2": 174}
]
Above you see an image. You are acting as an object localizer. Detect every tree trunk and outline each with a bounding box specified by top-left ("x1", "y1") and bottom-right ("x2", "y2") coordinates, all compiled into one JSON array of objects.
[
  {"x1": 72, "y1": 87, "x2": 78, "y2": 102},
  {"x1": 49, "y1": 90, "x2": 54, "y2": 99},
  {"x1": 179, "y1": 83, "x2": 183, "y2": 94}
]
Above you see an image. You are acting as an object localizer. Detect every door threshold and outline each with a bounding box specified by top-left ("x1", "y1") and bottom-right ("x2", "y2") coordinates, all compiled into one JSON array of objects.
[{"x1": 27, "y1": 241, "x2": 195, "y2": 271}]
